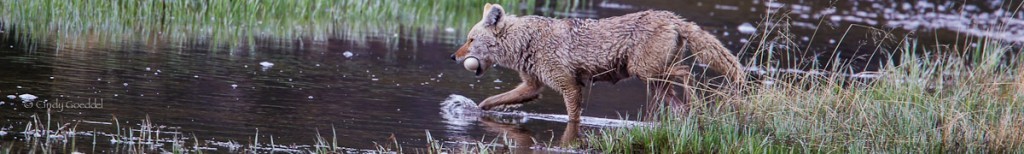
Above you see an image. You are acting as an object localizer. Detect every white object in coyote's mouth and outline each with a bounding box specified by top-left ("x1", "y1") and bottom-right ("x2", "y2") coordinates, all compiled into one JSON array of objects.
[{"x1": 462, "y1": 57, "x2": 480, "y2": 72}]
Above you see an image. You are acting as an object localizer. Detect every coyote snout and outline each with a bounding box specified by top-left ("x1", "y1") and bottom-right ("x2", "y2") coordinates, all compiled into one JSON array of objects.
[
  {"x1": 451, "y1": 34, "x2": 493, "y2": 77},
  {"x1": 450, "y1": 3, "x2": 746, "y2": 122}
]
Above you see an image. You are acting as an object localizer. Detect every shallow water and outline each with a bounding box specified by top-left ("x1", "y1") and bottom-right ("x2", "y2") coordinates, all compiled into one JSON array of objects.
[
  {"x1": 0, "y1": 32, "x2": 651, "y2": 152},
  {"x1": 1, "y1": 0, "x2": 1021, "y2": 152}
]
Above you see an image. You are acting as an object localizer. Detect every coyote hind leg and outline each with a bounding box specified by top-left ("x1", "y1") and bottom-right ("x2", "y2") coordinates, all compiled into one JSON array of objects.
[{"x1": 642, "y1": 66, "x2": 692, "y2": 120}]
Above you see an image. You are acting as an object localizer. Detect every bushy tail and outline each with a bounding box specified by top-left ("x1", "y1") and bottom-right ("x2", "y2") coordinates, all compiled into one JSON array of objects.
[{"x1": 675, "y1": 22, "x2": 747, "y2": 85}]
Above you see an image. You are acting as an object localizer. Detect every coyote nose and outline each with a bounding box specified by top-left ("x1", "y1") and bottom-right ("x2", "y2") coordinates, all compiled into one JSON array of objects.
[{"x1": 450, "y1": 54, "x2": 456, "y2": 61}]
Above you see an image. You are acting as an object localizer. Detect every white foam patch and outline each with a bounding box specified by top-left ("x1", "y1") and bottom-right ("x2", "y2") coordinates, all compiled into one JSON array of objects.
[
  {"x1": 259, "y1": 61, "x2": 274, "y2": 67},
  {"x1": 18, "y1": 94, "x2": 37, "y2": 103},
  {"x1": 259, "y1": 61, "x2": 274, "y2": 71},
  {"x1": 440, "y1": 94, "x2": 644, "y2": 129},
  {"x1": 208, "y1": 141, "x2": 242, "y2": 151},
  {"x1": 737, "y1": 23, "x2": 757, "y2": 34},
  {"x1": 343, "y1": 51, "x2": 354, "y2": 58}
]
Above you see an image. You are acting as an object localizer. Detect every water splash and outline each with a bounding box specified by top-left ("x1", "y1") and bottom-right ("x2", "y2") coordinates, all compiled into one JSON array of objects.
[
  {"x1": 439, "y1": 94, "x2": 644, "y2": 129},
  {"x1": 440, "y1": 94, "x2": 482, "y2": 132}
]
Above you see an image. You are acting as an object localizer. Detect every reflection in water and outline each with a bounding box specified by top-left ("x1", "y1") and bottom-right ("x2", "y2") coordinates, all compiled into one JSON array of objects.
[
  {"x1": 476, "y1": 117, "x2": 582, "y2": 150},
  {"x1": 478, "y1": 117, "x2": 536, "y2": 150},
  {"x1": 0, "y1": 31, "x2": 649, "y2": 152}
]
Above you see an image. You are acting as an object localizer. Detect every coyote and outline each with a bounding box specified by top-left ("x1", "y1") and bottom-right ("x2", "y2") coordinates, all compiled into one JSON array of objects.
[{"x1": 450, "y1": 3, "x2": 746, "y2": 122}]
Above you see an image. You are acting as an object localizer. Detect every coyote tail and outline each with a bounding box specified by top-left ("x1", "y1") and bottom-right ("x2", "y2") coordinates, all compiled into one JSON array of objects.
[{"x1": 675, "y1": 22, "x2": 747, "y2": 84}]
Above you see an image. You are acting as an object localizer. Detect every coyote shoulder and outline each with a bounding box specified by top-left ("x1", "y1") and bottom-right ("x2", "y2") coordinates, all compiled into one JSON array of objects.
[{"x1": 450, "y1": 4, "x2": 745, "y2": 122}]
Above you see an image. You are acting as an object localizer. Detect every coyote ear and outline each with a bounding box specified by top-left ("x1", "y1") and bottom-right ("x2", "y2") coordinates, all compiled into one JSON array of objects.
[{"x1": 483, "y1": 4, "x2": 505, "y2": 27}]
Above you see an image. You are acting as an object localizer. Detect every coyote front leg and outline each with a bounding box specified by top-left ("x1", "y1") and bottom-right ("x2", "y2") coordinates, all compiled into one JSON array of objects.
[
  {"x1": 478, "y1": 73, "x2": 544, "y2": 110},
  {"x1": 541, "y1": 69, "x2": 584, "y2": 122},
  {"x1": 556, "y1": 79, "x2": 584, "y2": 122}
]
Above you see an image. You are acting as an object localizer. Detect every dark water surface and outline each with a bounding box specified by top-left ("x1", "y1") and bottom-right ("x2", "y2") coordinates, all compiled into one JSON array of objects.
[{"x1": 1, "y1": 0, "x2": 1021, "y2": 152}]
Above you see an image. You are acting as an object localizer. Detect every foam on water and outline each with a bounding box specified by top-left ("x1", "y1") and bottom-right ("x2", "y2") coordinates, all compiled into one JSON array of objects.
[
  {"x1": 208, "y1": 141, "x2": 242, "y2": 151},
  {"x1": 259, "y1": 61, "x2": 274, "y2": 67},
  {"x1": 18, "y1": 94, "x2": 38, "y2": 102},
  {"x1": 737, "y1": 22, "x2": 757, "y2": 34},
  {"x1": 440, "y1": 94, "x2": 644, "y2": 128},
  {"x1": 259, "y1": 61, "x2": 274, "y2": 71},
  {"x1": 342, "y1": 51, "x2": 354, "y2": 58}
]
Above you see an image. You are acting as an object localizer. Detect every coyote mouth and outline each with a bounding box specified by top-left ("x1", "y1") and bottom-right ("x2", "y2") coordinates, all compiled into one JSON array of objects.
[{"x1": 474, "y1": 66, "x2": 484, "y2": 77}]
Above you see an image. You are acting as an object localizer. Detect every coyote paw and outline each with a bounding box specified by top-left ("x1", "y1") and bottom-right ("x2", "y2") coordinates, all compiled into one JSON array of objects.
[
  {"x1": 479, "y1": 100, "x2": 529, "y2": 111},
  {"x1": 491, "y1": 104, "x2": 524, "y2": 111}
]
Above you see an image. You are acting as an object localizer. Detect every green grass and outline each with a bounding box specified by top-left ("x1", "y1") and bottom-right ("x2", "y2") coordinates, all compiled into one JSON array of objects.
[
  {"x1": 587, "y1": 36, "x2": 1024, "y2": 153},
  {"x1": 0, "y1": 0, "x2": 581, "y2": 48},
  {"x1": 2, "y1": 113, "x2": 527, "y2": 153},
  {"x1": 586, "y1": 3, "x2": 1023, "y2": 153},
  {"x1": 422, "y1": 131, "x2": 522, "y2": 154}
]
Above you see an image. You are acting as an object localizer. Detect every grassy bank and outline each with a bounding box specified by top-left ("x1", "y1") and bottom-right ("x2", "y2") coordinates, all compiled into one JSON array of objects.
[
  {"x1": 0, "y1": 0, "x2": 594, "y2": 47},
  {"x1": 587, "y1": 38, "x2": 1024, "y2": 153}
]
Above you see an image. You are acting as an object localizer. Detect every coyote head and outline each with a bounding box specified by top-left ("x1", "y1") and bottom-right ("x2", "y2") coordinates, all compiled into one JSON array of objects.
[{"x1": 450, "y1": 3, "x2": 506, "y2": 77}]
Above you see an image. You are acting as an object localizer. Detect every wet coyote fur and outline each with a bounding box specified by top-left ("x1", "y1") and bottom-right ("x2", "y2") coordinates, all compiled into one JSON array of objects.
[{"x1": 450, "y1": 3, "x2": 745, "y2": 122}]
